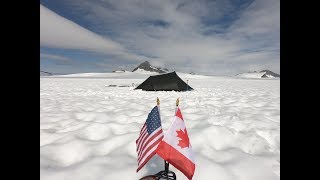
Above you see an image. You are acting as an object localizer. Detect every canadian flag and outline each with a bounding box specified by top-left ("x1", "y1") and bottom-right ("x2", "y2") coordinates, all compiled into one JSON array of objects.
[{"x1": 156, "y1": 107, "x2": 195, "y2": 180}]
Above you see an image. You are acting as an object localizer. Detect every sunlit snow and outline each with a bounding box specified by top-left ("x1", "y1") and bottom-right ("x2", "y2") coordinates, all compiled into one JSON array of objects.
[{"x1": 40, "y1": 71, "x2": 280, "y2": 180}]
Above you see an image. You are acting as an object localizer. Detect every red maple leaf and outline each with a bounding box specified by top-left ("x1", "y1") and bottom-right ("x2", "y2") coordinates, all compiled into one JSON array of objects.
[{"x1": 176, "y1": 128, "x2": 190, "y2": 148}]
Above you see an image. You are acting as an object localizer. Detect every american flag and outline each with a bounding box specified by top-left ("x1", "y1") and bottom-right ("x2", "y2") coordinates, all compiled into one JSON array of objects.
[{"x1": 136, "y1": 106, "x2": 164, "y2": 172}]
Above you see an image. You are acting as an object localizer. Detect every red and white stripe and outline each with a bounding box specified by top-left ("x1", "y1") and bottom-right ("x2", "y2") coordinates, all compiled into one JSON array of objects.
[{"x1": 136, "y1": 124, "x2": 163, "y2": 172}]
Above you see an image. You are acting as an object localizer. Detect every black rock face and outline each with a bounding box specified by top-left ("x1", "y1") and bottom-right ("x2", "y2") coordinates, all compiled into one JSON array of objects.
[
  {"x1": 132, "y1": 61, "x2": 168, "y2": 73},
  {"x1": 40, "y1": 71, "x2": 53, "y2": 76},
  {"x1": 260, "y1": 70, "x2": 280, "y2": 77}
]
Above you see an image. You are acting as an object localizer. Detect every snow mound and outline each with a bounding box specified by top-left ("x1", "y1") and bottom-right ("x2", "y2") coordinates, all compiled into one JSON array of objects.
[
  {"x1": 50, "y1": 70, "x2": 159, "y2": 79},
  {"x1": 236, "y1": 72, "x2": 267, "y2": 79},
  {"x1": 176, "y1": 72, "x2": 210, "y2": 79},
  {"x1": 131, "y1": 68, "x2": 160, "y2": 75}
]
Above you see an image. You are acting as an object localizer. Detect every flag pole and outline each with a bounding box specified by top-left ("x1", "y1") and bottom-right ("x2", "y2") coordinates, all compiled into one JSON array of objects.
[
  {"x1": 163, "y1": 98, "x2": 179, "y2": 179},
  {"x1": 152, "y1": 98, "x2": 177, "y2": 180},
  {"x1": 157, "y1": 97, "x2": 167, "y2": 177},
  {"x1": 158, "y1": 97, "x2": 169, "y2": 177},
  {"x1": 165, "y1": 98, "x2": 179, "y2": 177}
]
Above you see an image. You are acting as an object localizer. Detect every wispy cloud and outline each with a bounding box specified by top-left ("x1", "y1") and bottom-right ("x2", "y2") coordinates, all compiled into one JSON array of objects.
[{"x1": 40, "y1": 53, "x2": 74, "y2": 64}]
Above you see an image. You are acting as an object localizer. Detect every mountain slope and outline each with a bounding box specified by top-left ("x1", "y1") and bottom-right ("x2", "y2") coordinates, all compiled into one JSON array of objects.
[
  {"x1": 132, "y1": 61, "x2": 168, "y2": 73},
  {"x1": 260, "y1": 70, "x2": 280, "y2": 78},
  {"x1": 236, "y1": 72, "x2": 266, "y2": 79},
  {"x1": 237, "y1": 70, "x2": 280, "y2": 79}
]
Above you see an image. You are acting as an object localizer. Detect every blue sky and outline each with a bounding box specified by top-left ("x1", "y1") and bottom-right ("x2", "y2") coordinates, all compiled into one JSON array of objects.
[{"x1": 40, "y1": 0, "x2": 279, "y2": 75}]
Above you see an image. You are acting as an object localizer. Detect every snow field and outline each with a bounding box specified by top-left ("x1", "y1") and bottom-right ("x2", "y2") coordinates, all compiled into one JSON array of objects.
[{"x1": 40, "y1": 75, "x2": 279, "y2": 180}]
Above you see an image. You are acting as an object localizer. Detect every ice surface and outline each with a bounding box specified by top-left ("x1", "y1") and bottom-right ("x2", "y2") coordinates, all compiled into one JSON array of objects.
[
  {"x1": 236, "y1": 72, "x2": 266, "y2": 78},
  {"x1": 40, "y1": 74, "x2": 279, "y2": 180}
]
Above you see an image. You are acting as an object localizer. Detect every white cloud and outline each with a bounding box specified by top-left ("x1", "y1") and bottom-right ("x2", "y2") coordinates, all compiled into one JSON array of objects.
[
  {"x1": 228, "y1": 0, "x2": 280, "y2": 36},
  {"x1": 40, "y1": 4, "x2": 143, "y2": 62}
]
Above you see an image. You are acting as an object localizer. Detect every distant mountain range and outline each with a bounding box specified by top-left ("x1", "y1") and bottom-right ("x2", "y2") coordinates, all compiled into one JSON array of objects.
[
  {"x1": 132, "y1": 61, "x2": 169, "y2": 73},
  {"x1": 260, "y1": 70, "x2": 280, "y2": 78},
  {"x1": 40, "y1": 71, "x2": 53, "y2": 76},
  {"x1": 41, "y1": 61, "x2": 279, "y2": 79},
  {"x1": 236, "y1": 70, "x2": 280, "y2": 78}
]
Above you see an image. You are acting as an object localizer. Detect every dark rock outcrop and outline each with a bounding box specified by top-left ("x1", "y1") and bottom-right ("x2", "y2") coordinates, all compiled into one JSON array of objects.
[
  {"x1": 40, "y1": 71, "x2": 53, "y2": 76},
  {"x1": 132, "y1": 61, "x2": 168, "y2": 73},
  {"x1": 260, "y1": 70, "x2": 280, "y2": 77}
]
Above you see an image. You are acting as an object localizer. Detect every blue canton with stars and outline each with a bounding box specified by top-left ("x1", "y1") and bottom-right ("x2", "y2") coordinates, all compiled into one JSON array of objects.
[{"x1": 146, "y1": 106, "x2": 162, "y2": 134}]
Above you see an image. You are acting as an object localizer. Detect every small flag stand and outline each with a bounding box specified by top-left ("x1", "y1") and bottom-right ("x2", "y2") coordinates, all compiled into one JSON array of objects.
[{"x1": 153, "y1": 160, "x2": 176, "y2": 180}]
